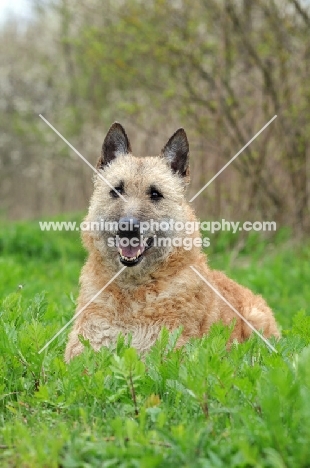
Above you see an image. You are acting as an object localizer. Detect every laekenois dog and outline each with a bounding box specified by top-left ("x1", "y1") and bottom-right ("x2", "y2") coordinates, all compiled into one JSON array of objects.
[{"x1": 65, "y1": 123, "x2": 280, "y2": 361}]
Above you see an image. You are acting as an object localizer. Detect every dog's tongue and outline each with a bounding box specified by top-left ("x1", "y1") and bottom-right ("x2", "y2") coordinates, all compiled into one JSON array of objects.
[{"x1": 121, "y1": 242, "x2": 145, "y2": 259}]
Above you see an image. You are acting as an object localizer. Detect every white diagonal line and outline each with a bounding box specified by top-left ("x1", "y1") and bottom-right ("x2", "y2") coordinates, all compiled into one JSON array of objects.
[
  {"x1": 38, "y1": 266, "x2": 127, "y2": 354},
  {"x1": 189, "y1": 115, "x2": 277, "y2": 202},
  {"x1": 190, "y1": 266, "x2": 277, "y2": 353},
  {"x1": 39, "y1": 114, "x2": 127, "y2": 202}
]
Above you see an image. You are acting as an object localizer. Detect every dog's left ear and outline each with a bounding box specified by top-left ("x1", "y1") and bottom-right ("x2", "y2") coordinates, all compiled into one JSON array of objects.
[
  {"x1": 97, "y1": 122, "x2": 132, "y2": 169},
  {"x1": 161, "y1": 128, "x2": 190, "y2": 179}
]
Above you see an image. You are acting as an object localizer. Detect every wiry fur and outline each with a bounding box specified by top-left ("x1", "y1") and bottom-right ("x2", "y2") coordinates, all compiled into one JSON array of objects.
[{"x1": 65, "y1": 124, "x2": 280, "y2": 362}]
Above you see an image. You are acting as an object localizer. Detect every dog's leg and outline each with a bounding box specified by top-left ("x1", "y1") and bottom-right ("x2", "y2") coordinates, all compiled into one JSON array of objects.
[
  {"x1": 64, "y1": 302, "x2": 119, "y2": 362},
  {"x1": 65, "y1": 330, "x2": 84, "y2": 362}
]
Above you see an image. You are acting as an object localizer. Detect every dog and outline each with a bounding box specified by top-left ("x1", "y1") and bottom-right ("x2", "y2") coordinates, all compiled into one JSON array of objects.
[{"x1": 65, "y1": 122, "x2": 280, "y2": 362}]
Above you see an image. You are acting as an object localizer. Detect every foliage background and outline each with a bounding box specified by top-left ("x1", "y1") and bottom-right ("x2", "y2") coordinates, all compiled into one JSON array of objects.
[{"x1": 0, "y1": 0, "x2": 309, "y2": 232}]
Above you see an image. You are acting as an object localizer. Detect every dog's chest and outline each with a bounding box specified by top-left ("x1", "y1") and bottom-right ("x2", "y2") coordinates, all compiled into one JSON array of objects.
[
  {"x1": 84, "y1": 315, "x2": 160, "y2": 352},
  {"x1": 86, "y1": 286, "x2": 179, "y2": 351}
]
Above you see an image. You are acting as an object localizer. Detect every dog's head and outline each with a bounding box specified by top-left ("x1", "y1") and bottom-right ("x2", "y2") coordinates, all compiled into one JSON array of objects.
[{"x1": 84, "y1": 122, "x2": 199, "y2": 277}]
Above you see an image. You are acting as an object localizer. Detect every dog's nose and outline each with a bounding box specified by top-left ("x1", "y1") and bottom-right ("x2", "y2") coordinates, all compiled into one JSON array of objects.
[{"x1": 118, "y1": 217, "x2": 140, "y2": 237}]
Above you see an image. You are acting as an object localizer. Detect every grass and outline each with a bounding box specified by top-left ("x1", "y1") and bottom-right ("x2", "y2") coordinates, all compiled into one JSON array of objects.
[{"x1": 0, "y1": 216, "x2": 310, "y2": 467}]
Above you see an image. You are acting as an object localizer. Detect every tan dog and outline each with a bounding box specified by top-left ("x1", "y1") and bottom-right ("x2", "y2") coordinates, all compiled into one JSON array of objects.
[{"x1": 65, "y1": 123, "x2": 280, "y2": 361}]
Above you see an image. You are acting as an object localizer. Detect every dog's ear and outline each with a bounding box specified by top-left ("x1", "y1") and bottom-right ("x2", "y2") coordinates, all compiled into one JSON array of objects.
[
  {"x1": 161, "y1": 128, "x2": 189, "y2": 179},
  {"x1": 97, "y1": 122, "x2": 132, "y2": 169}
]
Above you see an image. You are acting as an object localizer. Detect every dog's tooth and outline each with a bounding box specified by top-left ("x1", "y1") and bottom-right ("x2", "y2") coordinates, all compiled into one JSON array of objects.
[
  {"x1": 118, "y1": 247, "x2": 123, "y2": 255},
  {"x1": 137, "y1": 249, "x2": 141, "y2": 257}
]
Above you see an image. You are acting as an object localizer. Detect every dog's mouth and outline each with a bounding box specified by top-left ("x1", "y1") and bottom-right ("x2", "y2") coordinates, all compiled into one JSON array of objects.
[{"x1": 117, "y1": 236, "x2": 154, "y2": 267}]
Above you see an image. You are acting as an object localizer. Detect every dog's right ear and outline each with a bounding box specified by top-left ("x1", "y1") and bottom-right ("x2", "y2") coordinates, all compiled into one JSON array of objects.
[
  {"x1": 97, "y1": 122, "x2": 132, "y2": 169},
  {"x1": 161, "y1": 128, "x2": 189, "y2": 179}
]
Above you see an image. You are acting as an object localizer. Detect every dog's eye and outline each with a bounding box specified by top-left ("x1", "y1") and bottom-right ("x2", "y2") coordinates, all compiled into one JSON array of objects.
[
  {"x1": 150, "y1": 188, "x2": 163, "y2": 201},
  {"x1": 110, "y1": 186, "x2": 124, "y2": 198}
]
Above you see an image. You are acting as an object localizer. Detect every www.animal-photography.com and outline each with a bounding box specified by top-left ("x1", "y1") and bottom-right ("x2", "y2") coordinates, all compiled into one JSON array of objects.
[{"x1": 1, "y1": 1, "x2": 310, "y2": 467}]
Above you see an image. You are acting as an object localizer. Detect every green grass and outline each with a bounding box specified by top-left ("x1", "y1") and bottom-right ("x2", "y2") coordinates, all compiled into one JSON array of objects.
[{"x1": 0, "y1": 217, "x2": 310, "y2": 467}]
